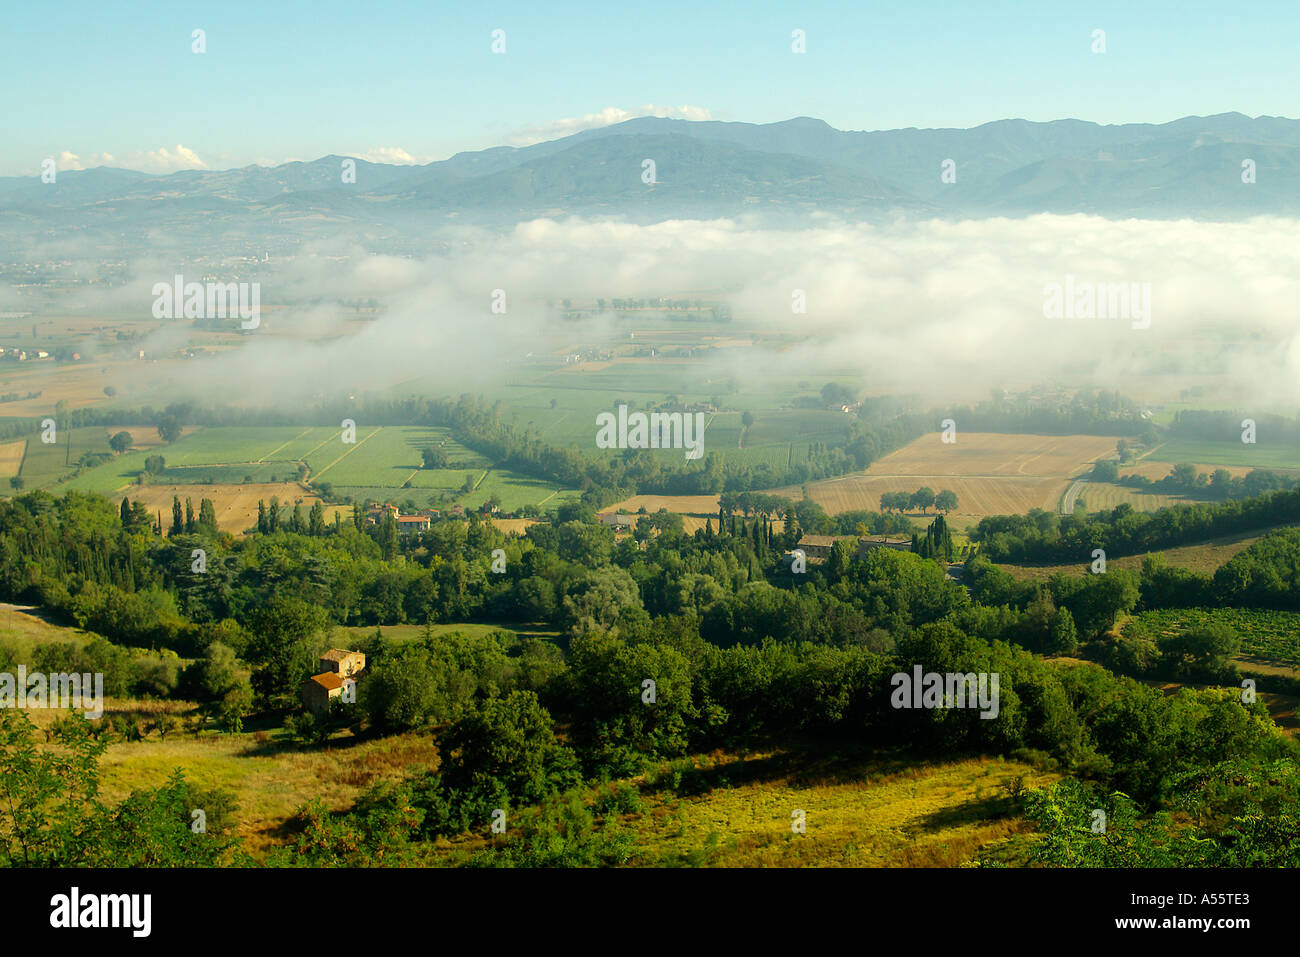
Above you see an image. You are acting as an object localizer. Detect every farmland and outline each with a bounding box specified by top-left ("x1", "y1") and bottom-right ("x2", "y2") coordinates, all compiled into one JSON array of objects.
[
  {"x1": 36, "y1": 424, "x2": 579, "y2": 513},
  {"x1": 1069, "y1": 481, "x2": 1205, "y2": 514},
  {"x1": 782, "y1": 433, "x2": 1121, "y2": 531},
  {"x1": 18, "y1": 426, "x2": 120, "y2": 488},
  {"x1": 0, "y1": 439, "x2": 23, "y2": 478},
  {"x1": 604, "y1": 494, "x2": 748, "y2": 534},
  {"x1": 1146, "y1": 439, "x2": 1300, "y2": 471},
  {"x1": 995, "y1": 528, "x2": 1266, "y2": 582},
  {"x1": 607, "y1": 493, "x2": 721, "y2": 516},
  {"x1": 1118, "y1": 460, "x2": 1257, "y2": 481},
  {"x1": 118, "y1": 482, "x2": 349, "y2": 534},
  {"x1": 1127, "y1": 607, "x2": 1300, "y2": 669},
  {"x1": 500, "y1": 394, "x2": 849, "y2": 472}
]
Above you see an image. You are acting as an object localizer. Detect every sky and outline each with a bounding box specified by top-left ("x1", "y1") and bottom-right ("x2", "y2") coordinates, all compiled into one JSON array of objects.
[{"x1": 1, "y1": 0, "x2": 1297, "y2": 175}]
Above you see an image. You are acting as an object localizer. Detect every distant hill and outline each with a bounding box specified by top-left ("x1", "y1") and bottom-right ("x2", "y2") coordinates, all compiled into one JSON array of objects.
[{"x1": 3, "y1": 112, "x2": 1298, "y2": 236}]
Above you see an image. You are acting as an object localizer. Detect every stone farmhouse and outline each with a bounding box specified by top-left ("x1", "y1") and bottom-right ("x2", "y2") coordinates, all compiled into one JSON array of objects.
[{"x1": 301, "y1": 648, "x2": 366, "y2": 715}]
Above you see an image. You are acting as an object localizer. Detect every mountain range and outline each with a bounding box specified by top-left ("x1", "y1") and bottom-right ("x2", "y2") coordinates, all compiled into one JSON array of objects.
[{"x1": 4, "y1": 113, "x2": 1298, "y2": 239}]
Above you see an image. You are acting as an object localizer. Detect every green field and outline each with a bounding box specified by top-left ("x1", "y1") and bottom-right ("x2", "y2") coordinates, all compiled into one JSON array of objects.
[
  {"x1": 16, "y1": 426, "x2": 115, "y2": 487},
  {"x1": 44, "y1": 424, "x2": 578, "y2": 511},
  {"x1": 147, "y1": 427, "x2": 311, "y2": 466},
  {"x1": 491, "y1": 373, "x2": 853, "y2": 473},
  {"x1": 1148, "y1": 439, "x2": 1300, "y2": 471}
]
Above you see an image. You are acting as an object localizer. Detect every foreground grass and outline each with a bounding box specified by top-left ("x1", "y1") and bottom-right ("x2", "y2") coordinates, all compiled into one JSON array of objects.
[
  {"x1": 86, "y1": 726, "x2": 1053, "y2": 866},
  {"x1": 96, "y1": 727, "x2": 441, "y2": 856},
  {"x1": 0, "y1": 602, "x2": 92, "y2": 647},
  {"x1": 436, "y1": 748, "x2": 1057, "y2": 867}
]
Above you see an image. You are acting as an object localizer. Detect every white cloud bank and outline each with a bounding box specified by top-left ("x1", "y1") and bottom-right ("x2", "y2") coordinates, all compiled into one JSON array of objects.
[
  {"x1": 16, "y1": 214, "x2": 1300, "y2": 416},
  {"x1": 53, "y1": 144, "x2": 207, "y2": 174}
]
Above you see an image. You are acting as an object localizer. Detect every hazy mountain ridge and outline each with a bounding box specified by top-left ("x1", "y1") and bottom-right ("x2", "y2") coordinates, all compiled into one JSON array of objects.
[{"x1": 3, "y1": 112, "x2": 1298, "y2": 230}]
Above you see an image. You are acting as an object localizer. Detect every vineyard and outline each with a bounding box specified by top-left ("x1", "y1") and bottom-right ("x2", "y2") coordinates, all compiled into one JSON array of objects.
[{"x1": 1127, "y1": 607, "x2": 1300, "y2": 666}]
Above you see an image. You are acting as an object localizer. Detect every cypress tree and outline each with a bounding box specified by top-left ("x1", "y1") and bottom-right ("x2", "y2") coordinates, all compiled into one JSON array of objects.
[{"x1": 309, "y1": 501, "x2": 326, "y2": 536}]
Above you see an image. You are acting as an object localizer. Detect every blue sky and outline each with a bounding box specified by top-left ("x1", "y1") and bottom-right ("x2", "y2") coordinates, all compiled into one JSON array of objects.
[{"x1": 1, "y1": 0, "x2": 1296, "y2": 175}]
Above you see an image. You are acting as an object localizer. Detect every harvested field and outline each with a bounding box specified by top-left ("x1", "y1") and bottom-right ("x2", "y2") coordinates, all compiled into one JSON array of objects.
[
  {"x1": 797, "y1": 474, "x2": 1063, "y2": 528},
  {"x1": 1071, "y1": 482, "x2": 1202, "y2": 513},
  {"x1": 607, "y1": 494, "x2": 721, "y2": 515},
  {"x1": 96, "y1": 424, "x2": 199, "y2": 450},
  {"x1": 995, "y1": 528, "x2": 1269, "y2": 582},
  {"x1": 123, "y1": 482, "x2": 350, "y2": 533},
  {"x1": 487, "y1": 517, "x2": 537, "y2": 536},
  {"x1": 0, "y1": 358, "x2": 190, "y2": 416},
  {"x1": 602, "y1": 496, "x2": 783, "y2": 535},
  {"x1": 781, "y1": 433, "x2": 1123, "y2": 529},
  {"x1": 0, "y1": 439, "x2": 24, "y2": 478},
  {"x1": 863, "y1": 432, "x2": 1121, "y2": 478}
]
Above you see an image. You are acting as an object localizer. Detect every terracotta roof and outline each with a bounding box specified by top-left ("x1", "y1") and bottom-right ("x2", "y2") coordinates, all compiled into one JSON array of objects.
[
  {"x1": 308, "y1": 672, "x2": 345, "y2": 690},
  {"x1": 321, "y1": 648, "x2": 361, "y2": 662}
]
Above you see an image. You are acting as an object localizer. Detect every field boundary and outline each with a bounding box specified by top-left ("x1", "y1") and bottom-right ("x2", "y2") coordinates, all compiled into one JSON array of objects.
[{"x1": 312, "y1": 427, "x2": 383, "y2": 481}]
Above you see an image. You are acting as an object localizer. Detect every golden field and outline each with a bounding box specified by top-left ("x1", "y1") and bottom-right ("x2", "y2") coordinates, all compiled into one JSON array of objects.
[
  {"x1": 781, "y1": 433, "x2": 1122, "y2": 529},
  {"x1": 122, "y1": 482, "x2": 350, "y2": 533}
]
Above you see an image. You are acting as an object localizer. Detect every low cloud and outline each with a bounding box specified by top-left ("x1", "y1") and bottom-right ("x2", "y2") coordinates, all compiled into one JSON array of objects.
[
  {"x1": 351, "y1": 146, "x2": 424, "y2": 166},
  {"x1": 53, "y1": 144, "x2": 207, "y2": 173},
  {"x1": 16, "y1": 214, "x2": 1300, "y2": 418}
]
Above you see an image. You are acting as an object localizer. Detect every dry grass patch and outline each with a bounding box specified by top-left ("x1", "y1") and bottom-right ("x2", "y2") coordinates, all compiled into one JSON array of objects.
[
  {"x1": 995, "y1": 528, "x2": 1266, "y2": 583},
  {"x1": 622, "y1": 751, "x2": 1056, "y2": 867},
  {"x1": 0, "y1": 602, "x2": 89, "y2": 646},
  {"x1": 97, "y1": 729, "x2": 441, "y2": 856}
]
